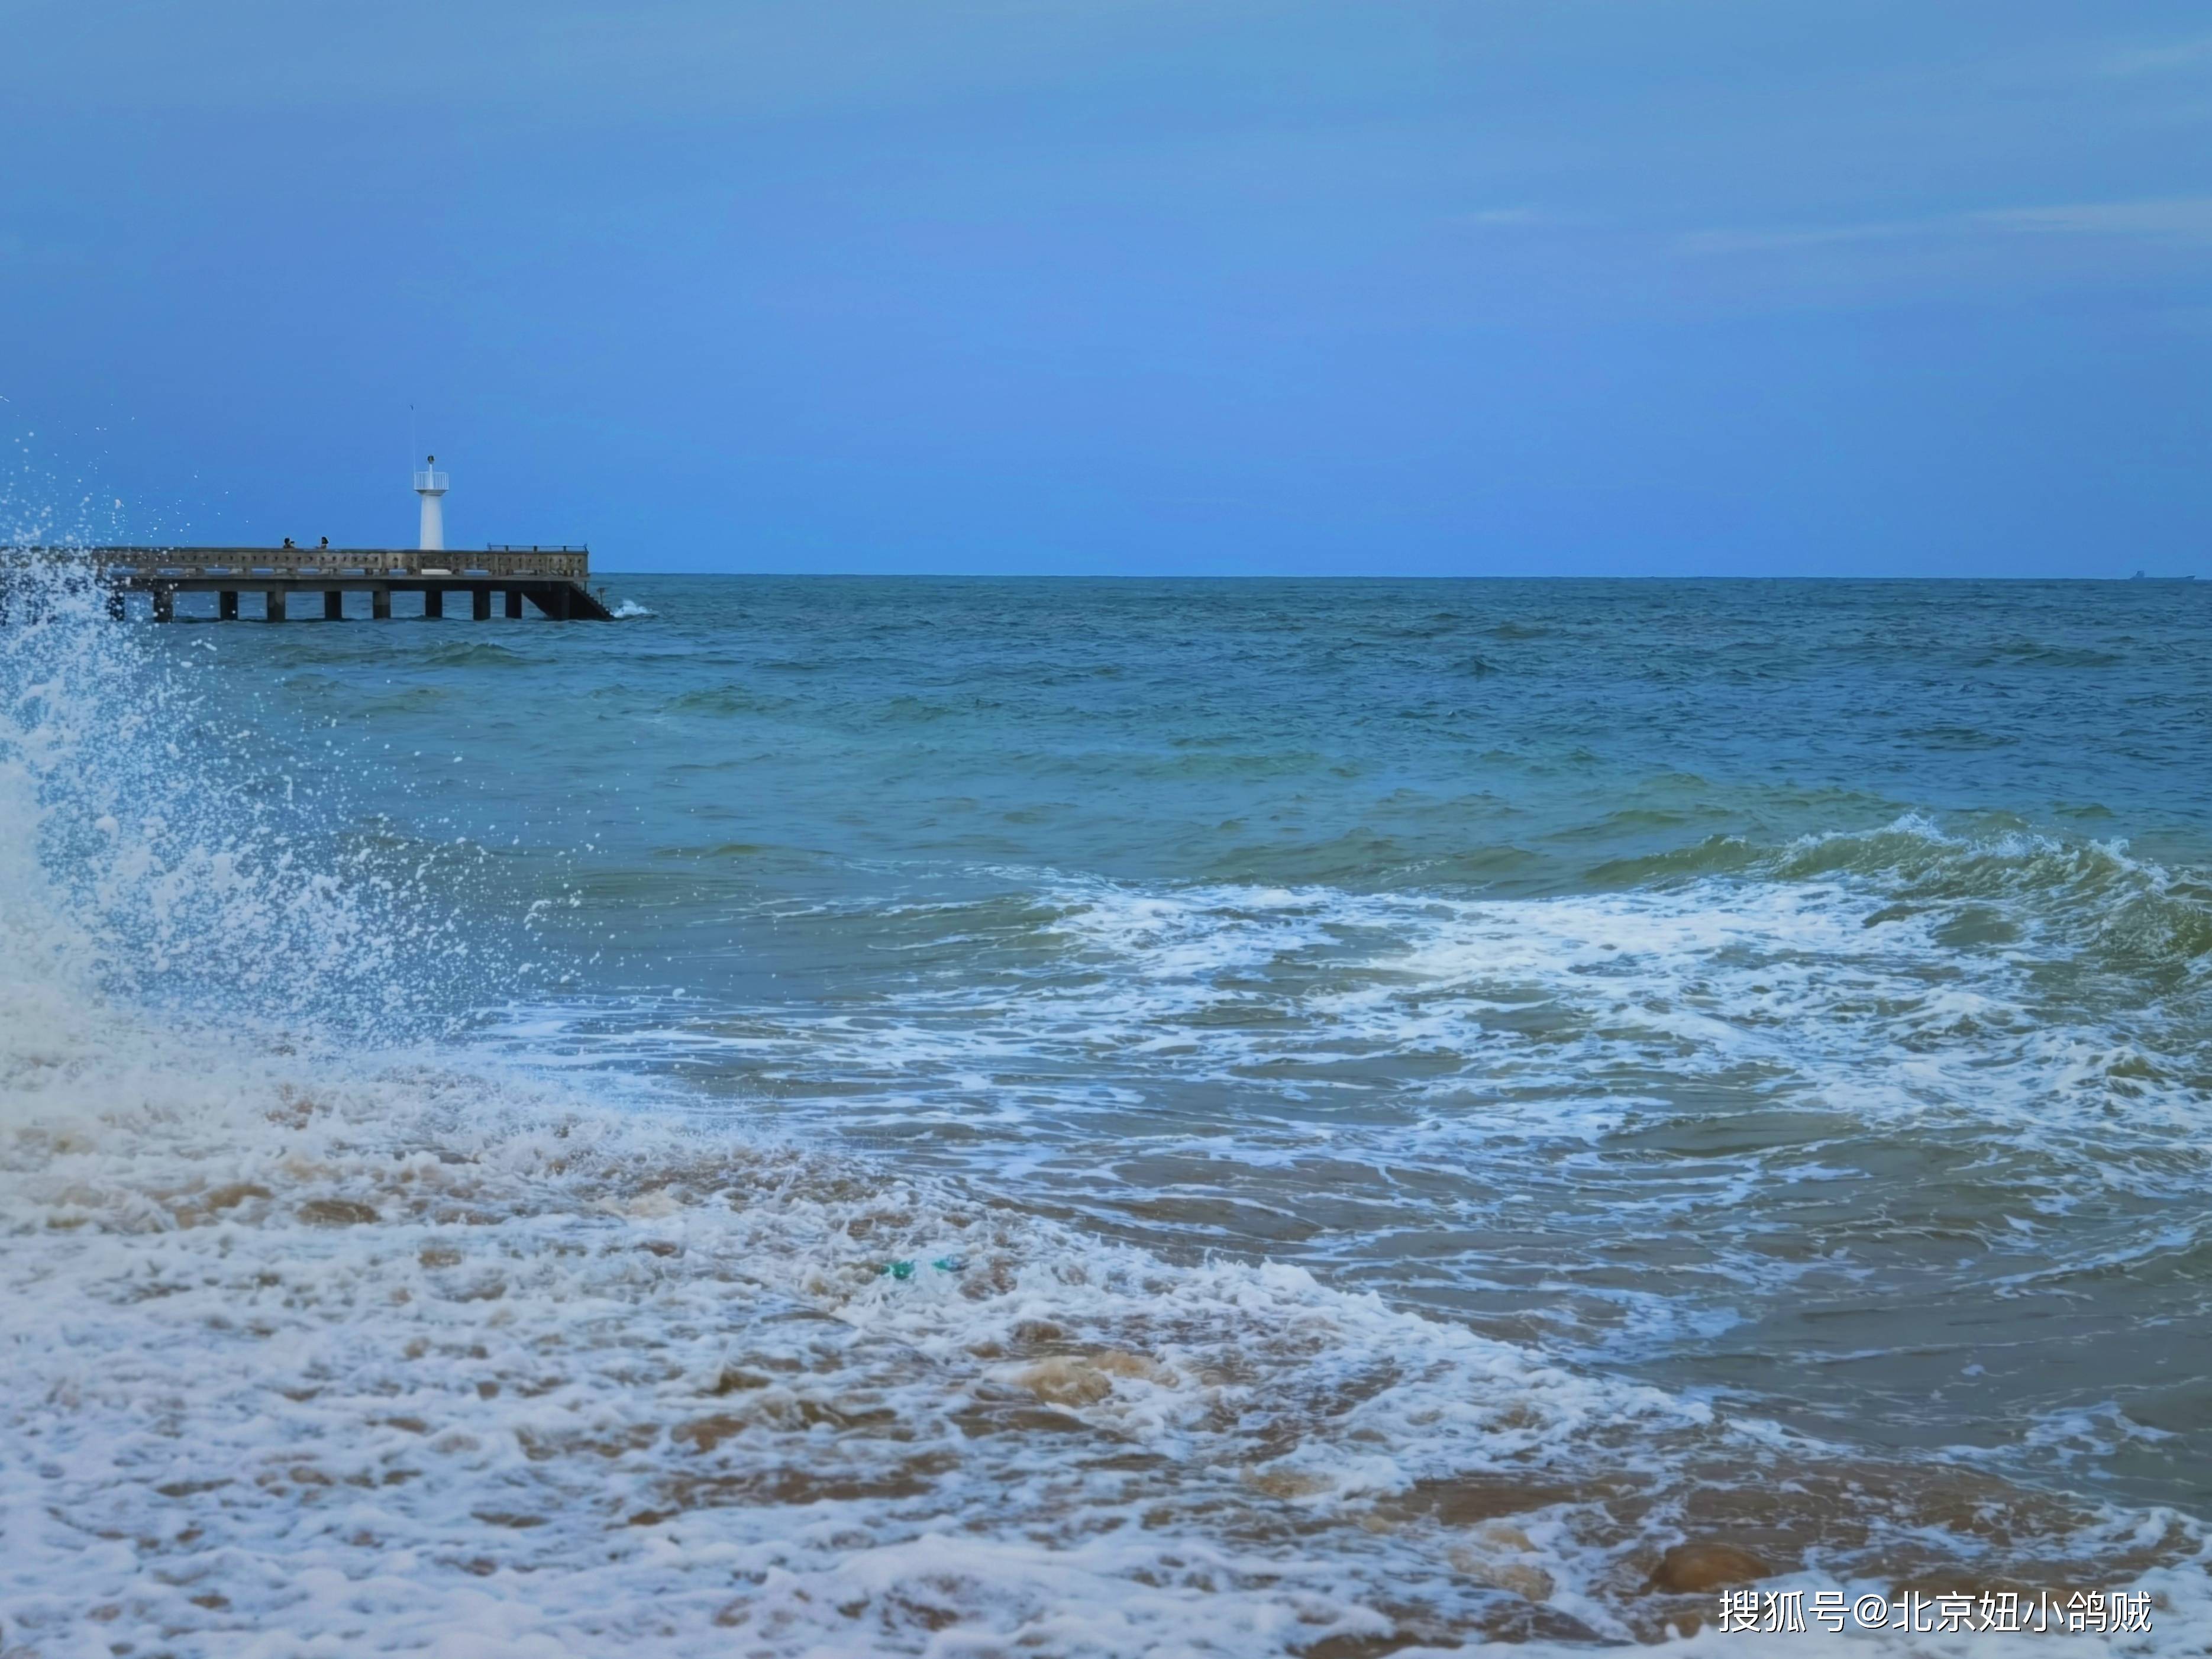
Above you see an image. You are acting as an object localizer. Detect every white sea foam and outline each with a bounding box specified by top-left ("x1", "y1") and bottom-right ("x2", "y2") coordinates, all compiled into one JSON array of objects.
[
  {"x1": 524, "y1": 847, "x2": 2210, "y2": 1199},
  {"x1": 1043, "y1": 853, "x2": 2206, "y2": 1132}
]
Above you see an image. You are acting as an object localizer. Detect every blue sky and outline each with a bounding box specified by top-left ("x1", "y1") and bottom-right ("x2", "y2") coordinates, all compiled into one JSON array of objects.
[{"x1": 3, "y1": 1, "x2": 2208, "y2": 574}]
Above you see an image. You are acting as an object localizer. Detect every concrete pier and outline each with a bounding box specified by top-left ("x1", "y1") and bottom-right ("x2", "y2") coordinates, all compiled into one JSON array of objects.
[{"x1": 5, "y1": 546, "x2": 614, "y2": 622}]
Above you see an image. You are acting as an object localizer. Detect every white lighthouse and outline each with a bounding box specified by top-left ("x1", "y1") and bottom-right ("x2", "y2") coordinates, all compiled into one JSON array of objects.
[{"x1": 412, "y1": 454, "x2": 449, "y2": 551}]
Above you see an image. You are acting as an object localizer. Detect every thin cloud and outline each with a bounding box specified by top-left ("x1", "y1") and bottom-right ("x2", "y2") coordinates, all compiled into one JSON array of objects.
[
  {"x1": 1974, "y1": 196, "x2": 2212, "y2": 244},
  {"x1": 1677, "y1": 197, "x2": 2212, "y2": 258},
  {"x1": 2100, "y1": 33, "x2": 2212, "y2": 76}
]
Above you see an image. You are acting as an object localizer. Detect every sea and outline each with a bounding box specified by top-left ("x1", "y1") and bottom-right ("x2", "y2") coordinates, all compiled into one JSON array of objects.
[{"x1": 2, "y1": 571, "x2": 2207, "y2": 1655}]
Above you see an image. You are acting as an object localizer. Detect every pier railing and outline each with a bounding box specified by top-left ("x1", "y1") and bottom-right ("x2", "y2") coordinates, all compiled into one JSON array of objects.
[{"x1": 30, "y1": 546, "x2": 592, "y2": 580}]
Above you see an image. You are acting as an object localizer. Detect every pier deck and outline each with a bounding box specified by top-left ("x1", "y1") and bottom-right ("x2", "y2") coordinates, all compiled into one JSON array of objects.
[{"x1": 6, "y1": 547, "x2": 614, "y2": 621}]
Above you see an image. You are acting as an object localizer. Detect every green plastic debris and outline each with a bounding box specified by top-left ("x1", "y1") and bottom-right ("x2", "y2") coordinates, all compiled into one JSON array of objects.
[{"x1": 877, "y1": 1255, "x2": 965, "y2": 1280}]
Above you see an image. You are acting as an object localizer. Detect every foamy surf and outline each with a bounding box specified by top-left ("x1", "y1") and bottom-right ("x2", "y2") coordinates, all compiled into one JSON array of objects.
[
  {"x1": 490, "y1": 839, "x2": 2212, "y2": 1480},
  {"x1": 4, "y1": 992, "x2": 2207, "y2": 1656}
]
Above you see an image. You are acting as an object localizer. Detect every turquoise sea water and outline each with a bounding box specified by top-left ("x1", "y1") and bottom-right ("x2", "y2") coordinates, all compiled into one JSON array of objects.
[{"x1": 5, "y1": 574, "x2": 2209, "y2": 1653}]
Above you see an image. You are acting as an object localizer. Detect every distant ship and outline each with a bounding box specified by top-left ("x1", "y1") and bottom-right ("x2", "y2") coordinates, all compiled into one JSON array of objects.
[{"x1": 2129, "y1": 571, "x2": 2196, "y2": 580}]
